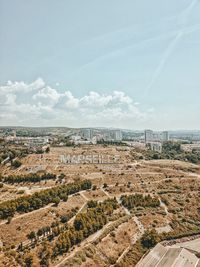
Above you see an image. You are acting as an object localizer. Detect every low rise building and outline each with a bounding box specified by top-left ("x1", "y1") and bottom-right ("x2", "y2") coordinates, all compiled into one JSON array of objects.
[
  {"x1": 149, "y1": 142, "x2": 162, "y2": 152},
  {"x1": 137, "y1": 242, "x2": 200, "y2": 267},
  {"x1": 181, "y1": 143, "x2": 200, "y2": 152}
]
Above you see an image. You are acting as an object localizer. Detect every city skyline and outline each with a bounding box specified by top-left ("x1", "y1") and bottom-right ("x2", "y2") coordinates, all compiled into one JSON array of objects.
[{"x1": 1, "y1": 0, "x2": 200, "y2": 129}]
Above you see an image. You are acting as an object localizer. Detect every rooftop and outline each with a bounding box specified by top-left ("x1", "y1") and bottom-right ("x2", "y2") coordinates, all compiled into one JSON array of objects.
[{"x1": 137, "y1": 243, "x2": 200, "y2": 267}]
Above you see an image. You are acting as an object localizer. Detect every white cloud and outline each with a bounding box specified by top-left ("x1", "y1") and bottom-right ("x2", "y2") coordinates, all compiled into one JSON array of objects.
[
  {"x1": 64, "y1": 91, "x2": 79, "y2": 109},
  {"x1": 80, "y1": 91, "x2": 112, "y2": 108},
  {"x1": 0, "y1": 78, "x2": 152, "y2": 127},
  {"x1": 33, "y1": 86, "x2": 60, "y2": 106},
  {"x1": 5, "y1": 94, "x2": 17, "y2": 105},
  {"x1": 0, "y1": 78, "x2": 45, "y2": 94}
]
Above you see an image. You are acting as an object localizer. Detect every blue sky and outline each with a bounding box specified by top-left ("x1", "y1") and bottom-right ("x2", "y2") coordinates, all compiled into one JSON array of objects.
[{"x1": 0, "y1": 0, "x2": 200, "y2": 130}]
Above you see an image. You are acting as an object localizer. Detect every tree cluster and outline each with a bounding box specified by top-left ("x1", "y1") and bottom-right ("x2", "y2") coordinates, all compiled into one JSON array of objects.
[
  {"x1": 11, "y1": 159, "x2": 22, "y2": 168},
  {"x1": 162, "y1": 227, "x2": 200, "y2": 241},
  {"x1": 25, "y1": 209, "x2": 77, "y2": 245},
  {"x1": 146, "y1": 141, "x2": 200, "y2": 164},
  {"x1": 1, "y1": 173, "x2": 56, "y2": 184},
  {"x1": 121, "y1": 194, "x2": 160, "y2": 210},
  {"x1": 141, "y1": 229, "x2": 160, "y2": 248},
  {"x1": 0, "y1": 180, "x2": 92, "y2": 219},
  {"x1": 53, "y1": 198, "x2": 118, "y2": 257},
  {"x1": 0, "y1": 147, "x2": 28, "y2": 164}
]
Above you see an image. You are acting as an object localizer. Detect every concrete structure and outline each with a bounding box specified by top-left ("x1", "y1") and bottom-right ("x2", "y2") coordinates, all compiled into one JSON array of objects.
[
  {"x1": 162, "y1": 131, "x2": 169, "y2": 141},
  {"x1": 145, "y1": 130, "x2": 169, "y2": 143},
  {"x1": 137, "y1": 243, "x2": 200, "y2": 267},
  {"x1": 114, "y1": 130, "x2": 122, "y2": 141},
  {"x1": 172, "y1": 238, "x2": 200, "y2": 254},
  {"x1": 70, "y1": 135, "x2": 82, "y2": 141},
  {"x1": 81, "y1": 129, "x2": 93, "y2": 140},
  {"x1": 181, "y1": 144, "x2": 200, "y2": 152},
  {"x1": 74, "y1": 136, "x2": 97, "y2": 145},
  {"x1": 149, "y1": 142, "x2": 162, "y2": 153},
  {"x1": 103, "y1": 130, "x2": 122, "y2": 142},
  {"x1": 145, "y1": 130, "x2": 154, "y2": 143}
]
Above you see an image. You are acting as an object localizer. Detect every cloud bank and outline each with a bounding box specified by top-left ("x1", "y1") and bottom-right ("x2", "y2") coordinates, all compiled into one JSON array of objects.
[{"x1": 0, "y1": 78, "x2": 152, "y2": 128}]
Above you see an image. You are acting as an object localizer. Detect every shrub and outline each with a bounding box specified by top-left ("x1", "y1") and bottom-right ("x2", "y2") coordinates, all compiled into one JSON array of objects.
[
  {"x1": 141, "y1": 229, "x2": 160, "y2": 249},
  {"x1": 11, "y1": 160, "x2": 22, "y2": 168}
]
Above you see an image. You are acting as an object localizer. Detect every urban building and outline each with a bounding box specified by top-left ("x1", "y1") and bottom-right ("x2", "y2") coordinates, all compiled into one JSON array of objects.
[
  {"x1": 103, "y1": 130, "x2": 122, "y2": 142},
  {"x1": 181, "y1": 143, "x2": 200, "y2": 152},
  {"x1": 114, "y1": 130, "x2": 122, "y2": 141},
  {"x1": 74, "y1": 137, "x2": 97, "y2": 145},
  {"x1": 145, "y1": 130, "x2": 169, "y2": 143},
  {"x1": 70, "y1": 135, "x2": 82, "y2": 142},
  {"x1": 162, "y1": 131, "x2": 169, "y2": 141},
  {"x1": 149, "y1": 142, "x2": 162, "y2": 153},
  {"x1": 136, "y1": 243, "x2": 200, "y2": 267},
  {"x1": 81, "y1": 129, "x2": 93, "y2": 140},
  {"x1": 145, "y1": 130, "x2": 154, "y2": 143}
]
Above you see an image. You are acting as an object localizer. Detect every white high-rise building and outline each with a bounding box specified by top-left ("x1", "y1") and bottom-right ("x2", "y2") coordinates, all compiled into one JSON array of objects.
[
  {"x1": 145, "y1": 130, "x2": 153, "y2": 143},
  {"x1": 145, "y1": 130, "x2": 169, "y2": 143},
  {"x1": 81, "y1": 129, "x2": 93, "y2": 140},
  {"x1": 115, "y1": 130, "x2": 122, "y2": 141},
  {"x1": 103, "y1": 130, "x2": 122, "y2": 142},
  {"x1": 162, "y1": 131, "x2": 169, "y2": 141}
]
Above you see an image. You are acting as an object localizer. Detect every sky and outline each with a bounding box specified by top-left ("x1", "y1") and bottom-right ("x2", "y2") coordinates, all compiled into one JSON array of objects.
[{"x1": 0, "y1": 0, "x2": 200, "y2": 130}]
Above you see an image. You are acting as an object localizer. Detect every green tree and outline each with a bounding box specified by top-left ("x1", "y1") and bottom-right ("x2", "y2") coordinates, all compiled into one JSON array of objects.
[
  {"x1": 11, "y1": 159, "x2": 22, "y2": 168},
  {"x1": 103, "y1": 183, "x2": 108, "y2": 188},
  {"x1": 45, "y1": 147, "x2": 50, "y2": 153},
  {"x1": 52, "y1": 197, "x2": 60, "y2": 206},
  {"x1": 27, "y1": 231, "x2": 36, "y2": 243},
  {"x1": 141, "y1": 229, "x2": 160, "y2": 249},
  {"x1": 24, "y1": 254, "x2": 33, "y2": 267}
]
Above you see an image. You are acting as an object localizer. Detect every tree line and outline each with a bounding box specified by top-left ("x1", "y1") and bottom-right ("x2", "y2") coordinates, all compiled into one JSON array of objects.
[
  {"x1": 0, "y1": 180, "x2": 92, "y2": 219},
  {"x1": 24, "y1": 208, "x2": 78, "y2": 247},
  {"x1": 52, "y1": 198, "x2": 118, "y2": 257},
  {"x1": 120, "y1": 194, "x2": 160, "y2": 210},
  {"x1": 146, "y1": 141, "x2": 200, "y2": 164},
  {"x1": 0, "y1": 173, "x2": 56, "y2": 184}
]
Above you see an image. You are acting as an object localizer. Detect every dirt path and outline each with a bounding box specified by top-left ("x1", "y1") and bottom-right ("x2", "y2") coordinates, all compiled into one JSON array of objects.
[
  {"x1": 79, "y1": 191, "x2": 89, "y2": 201},
  {"x1": 101, "y1": 186, "x2": 111, "y2": 198},
  {"x1": 67, "y1": 201, "x2": 87, "y2": 225},
  {"x1": 159, "y1": 197, "x2": 169, "y2": 216}
]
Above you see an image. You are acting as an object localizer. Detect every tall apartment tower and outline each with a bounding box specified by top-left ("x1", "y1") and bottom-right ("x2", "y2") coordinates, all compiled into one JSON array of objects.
[
  {"x1": 145, "y1": 130, "x2": 153, "y2": 143},
  {"x1": 82, "y1": 129, "x2": 93, "y2": 140},
  {"x1": 162, "y1": 131, "x2": 169, "y2": 141},
  {"x1": 115, "y1": 130, "x2": 122, "y2": 141}
]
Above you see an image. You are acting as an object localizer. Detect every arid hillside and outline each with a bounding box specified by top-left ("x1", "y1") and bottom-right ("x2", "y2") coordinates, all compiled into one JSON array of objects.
[{"x1": 0, "y1": 145, "x2": 200, "y2": 267}]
